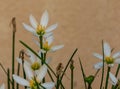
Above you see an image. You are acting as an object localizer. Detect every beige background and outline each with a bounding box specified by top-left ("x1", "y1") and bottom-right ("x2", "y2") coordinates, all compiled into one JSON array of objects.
[{"x1": 1, "y1": 0, "x2": 120, "y2": 89}]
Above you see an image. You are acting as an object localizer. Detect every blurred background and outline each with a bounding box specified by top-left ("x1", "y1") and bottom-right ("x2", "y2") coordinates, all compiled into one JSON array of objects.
[{"x1": 1, "y1": 0, "x2": 120, "y2": 88}]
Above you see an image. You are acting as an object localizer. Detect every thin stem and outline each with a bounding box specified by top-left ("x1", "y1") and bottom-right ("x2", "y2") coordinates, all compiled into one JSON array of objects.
[
  {"x1": 105, "y1": 66, "x2": 111, "y2": 89},
  {"x1": 7, "y1": 69, "x2": 10, "y2": 89},
  {"x1": 11, "y1": 17, "x2": 16, "y2": 89},
  {"x1": 115, "y1": 64, "x2": 120, "y2": 77},
  {"x1": 78, "y1": 58, "x2": 87, "y2": 89},
  {"x1": 0, "y1": 63, "x2": 13, "y2": 84},
  {"x1": 47, "y1": 70, "x2": 55, "y2": 82},
  {"x1": 61, "y1": 48, "x2": 78, "y2": 80},
  {"x1": 88, "y1": 84, "x2": 92, "y2": 89},
  {"x1": 56, "y1": 75, "x2": 60, "y2": 89},
  {"x1": 70, "y1": 60, "x2": 74, "y2": 89},
  {"x1": 100, "y1": 40, "x2": 105, "y2": 89}
]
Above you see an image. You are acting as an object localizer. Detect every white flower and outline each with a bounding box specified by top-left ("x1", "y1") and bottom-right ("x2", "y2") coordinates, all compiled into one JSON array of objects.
[
  {"x1": 0, "y1": 84, "x2": 5, "y2": 89},
  {"x1": 16, "y1": 49, "x2": 51, "y2": 73},
  {"x1": 23, "y1": 10, "x2": 58, "y2": 37},
  {"x1": 32, "y1": 35, "x2": 64, "y2": 53},
  {"x1": 109, "y1": 72, "x2": 118, "y2": 86},
  {"x1": 93, "y1": 41, "x2": 120, "y2": 69},
  {"x1": 13, "y1": 63, "x2": 55, "y2": 89}
]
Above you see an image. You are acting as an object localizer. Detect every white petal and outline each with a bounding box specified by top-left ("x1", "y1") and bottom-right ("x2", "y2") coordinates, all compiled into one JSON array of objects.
[
  {"x1": 41, "y1": 82, "x2": 55, "y2": 89},
  {"x1": 104, "y1": 42, "x2": 111, "y2": 57},
  {"x1": 44, "y1": 32, "x2": 53, "y2": 38},
  {"x1": 24, "y1": 61, "x2": 33, "y2": 80},
  {"x1": 40, "y1": 10, "x2": 49, "y2": 27},
  {"x1": 46, "y1": 23, "x2": 58, "y2": 33},
  {"x1": 26, "y1": 49, "x2": 36, "y2": 63},
  {"x1": 29, "y1": 14, "x2": 38, "y2": 29},
  {"x1": 16, "y1": 57, "x2": 22, "y2": 64},
  {"x1": 40, "y1": 49, "x2": 46, "y2": 53},
  {"x1": 37, "y1": 64, "x2": 47, "y2": 81},
  {"x1": 115, "y1": 58, "x2": 120, "y2": 64},
  {"x1": 32, "y1": 37, "x2": 40, "y2": 47},
  {"x1": 13, "y1": 74, "x2": 30, "y2": 87},
  {"x1": 93, "y1": 53, "x2": 103, "y2": 60},
  {"x1": 46, "y1": 36, "x2": 54, "y2": 45},
  {"x1": 113, "y1": 52, "x2": 120, "y2": 59},
  {"x1": 94, "y1": 62, "x2": 103, "y2": 69},
  {"x1": 109, "y1": 72, "x2": 118, "y2": 85},
  {"x1": 50, "y1": 45, "x2": 64, "y2": 52},
  {"x1": 0, "y1": 84, "x2": 5, "y2": 89},
  {"x1": 22, "y1": 23, "x2": 35, "y2": 33},
  {"x1": 46, "y1": 58, "x2": 52, "y2": 64}
]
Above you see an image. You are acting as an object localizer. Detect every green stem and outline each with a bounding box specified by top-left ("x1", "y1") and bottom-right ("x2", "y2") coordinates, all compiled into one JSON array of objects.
[
  {"x1": 88, "y1": 84, "x2": 92, "y2": 89},
  {"x1": 47, "y1": 70, "x2": 55, "y2": 82},
  {"x1": 7, "y1": 69, "x2": 10, "y2": 89},
  {"x1": 0, "y1": 63, "x2": 13, "y2": 85},
  {"x1": 56, "y1": 75, "x2": 60, "y2": 89},
  {"x1": 11, "y1": 17, "x2": 16, "y2": 89},
  {"x1": 100, "y1": 40, "x2": 105, "y2": 89},
  {"x1": 70, "y1": 60, "x2": 74, "y2": 89},
  {"x1": 78, "y1": 57, "x2": 87, "y2": 89},
  {"x1": 61, "y1": 48, "x2": 78, "y2": 80},
  {"x1": 105, "y1": 66, "x2": 111, "y2": 89}
]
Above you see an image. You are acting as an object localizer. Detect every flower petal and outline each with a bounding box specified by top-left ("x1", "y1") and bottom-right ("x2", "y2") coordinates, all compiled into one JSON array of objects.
[
  {"x1": 50, "y1": 45, "x2": 64, "y2": 52},
  {"x1": 46, "y1": 36, "x2": 54, "y2": 45},
  {"x1": 24, "y1": 61, "x2": 33, "y2": 80},
  {"x1": 29, "y1": 14, "x2": 38, "y2": 29},
  {"x1": 46, "y1": 23, "x2": 58, "y2": 33},
  {"x1": 16, "y1": 57, "x2": 22, "y2": 64},
  {"x1": 93, "y1": 53, "x2": 103, "y2": 60},
  {"x1": 26, "y1": 49, "x2": 36, "y2": 63},
  {"x1": 104, "y1": 42, "x2": 111, "y2": 57},
  {"x1": 41, "y1": 82, "x2": 55, "y2": 89},
  {"x1": 32, "y1": 37, "x2": 40, "y2": 47},
  {"x1": 13, "y1": 74, "x2": 30, "y2": 87},
  {"x1": 109, "y1": 72, "x2": 118, "y2": 85},
  {"x1": 46, "y1": 58, "x2": 52, "y2": 64},
  {"x1": 115, "y1": 58, "x2": 120, "y2": 64},
  {"x1": 94, "y1": 62, "x2": 103, "y2": 69},
  {"x1": 113, "y1": 52, "x2": 120, "y2": 59},
  {"x1": 22, "y1": 23, "x2": 35, "y2": 33},
  {"x1": 0, "y1": 84, "x2": 5, "y2": 89},
  {"x1": 37, "y1": 64, "x2": 47, "y2": 81},
  {"x1": 44, "y1": 32, "x2": 53, "y2": 38},
  {"x1": 40, "y1": 10, "x2": 49, "y2": 27}
]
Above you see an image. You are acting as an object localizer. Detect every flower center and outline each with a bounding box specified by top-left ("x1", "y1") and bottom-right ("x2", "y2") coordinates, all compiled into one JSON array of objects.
[
  {"x1": 36, "y1": 25, "x2": 45, "y2": 36},
  {"x1": 29, "y1": 78, "x2": 40, "y2": 89},
  {"x1": 43, "y1": 41, "x2": 52, "y2": 51},
  {"x1": 31, "y1": 62, "x2": 40, "y2": 70},
  {"x1": 105, "y1": 56, "x2": 114, "y2": 64}
]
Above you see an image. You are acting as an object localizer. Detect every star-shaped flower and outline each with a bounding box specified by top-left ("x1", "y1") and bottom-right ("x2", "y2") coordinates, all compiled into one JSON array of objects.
[
  {"x1": 13, "y1": 63, "x2": 55, "y2": 89},
  {"x1": 93, "y1": 41, "x2": 120, "y2": 69},
  {"x1": 33, "y1": 35, "x2": 64, "y2": 53},
  {"x1": 23, "y1": 10, "x2": 58, "y2": 37}
]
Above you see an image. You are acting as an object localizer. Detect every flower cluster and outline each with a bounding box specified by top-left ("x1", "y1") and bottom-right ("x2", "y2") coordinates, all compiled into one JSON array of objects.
[{"x1": 12, "y1": 10, "x2": 64, "y2": 89}]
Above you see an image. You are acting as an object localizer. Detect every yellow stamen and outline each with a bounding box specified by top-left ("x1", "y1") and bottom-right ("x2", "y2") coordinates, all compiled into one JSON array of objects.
[
  {"x1": 43, "y1": 41, "x2": 52, "y2": 51},
  {"x1": 29, "y1": 78, "x2": 40, "y2": 89},
  {"x1": 105, "y1": 56, "x2": 114, "y2": 64},
  {"x1": 36, "y1": 25, "x2": 45, "y2": 36},
  {"x1": 31, "y1": 62, "x2": 40, "y2": 70}
]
